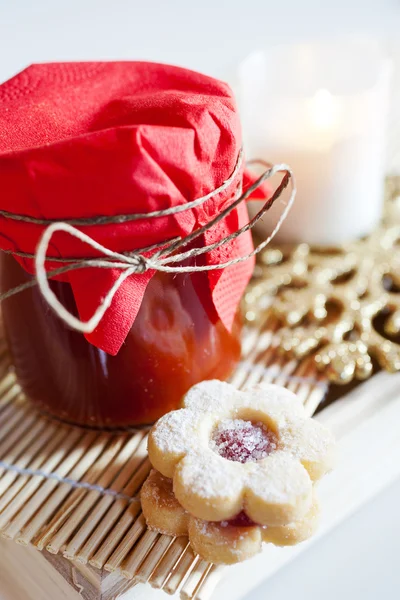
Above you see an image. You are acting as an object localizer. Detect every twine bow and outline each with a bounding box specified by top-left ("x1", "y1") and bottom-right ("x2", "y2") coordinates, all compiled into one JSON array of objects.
[{"x1": 0, "y1": 152, "x2": 296, "y2": 334}]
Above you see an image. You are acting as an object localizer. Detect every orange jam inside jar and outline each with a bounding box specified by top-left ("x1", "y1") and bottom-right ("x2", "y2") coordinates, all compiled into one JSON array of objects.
[{"x1": 0, "y1": 253, "x2": 242, "y2": 428}]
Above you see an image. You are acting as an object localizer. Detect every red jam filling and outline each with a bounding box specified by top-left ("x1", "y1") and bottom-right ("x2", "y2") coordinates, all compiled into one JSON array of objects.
[
  {"x1": 211, "y1": 419, "x2": 278, "y2": 528},
  {"x1": 224, "y1": 511, "x2": 256, "y2": 527},
  {"x1": 210, "y1": 419, "x2": 277, "y2": 464}
]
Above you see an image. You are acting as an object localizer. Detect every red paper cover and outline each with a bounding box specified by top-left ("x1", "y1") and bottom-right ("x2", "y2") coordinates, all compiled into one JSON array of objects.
[{"x1": 0, "y1": 61, "x2": 263, "y2": 355}]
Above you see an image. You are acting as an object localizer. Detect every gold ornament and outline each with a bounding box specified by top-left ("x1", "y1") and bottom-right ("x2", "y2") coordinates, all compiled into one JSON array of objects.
[
  {"x1": 243, "y1": 177, "x2": 400, "y2": 384},
  {"x1": 384, "y1": 175, "x2": 400, "y2": 224}
]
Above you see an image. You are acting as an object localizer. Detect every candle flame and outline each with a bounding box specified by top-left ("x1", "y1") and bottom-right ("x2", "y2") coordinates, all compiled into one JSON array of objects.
[{"x1": 309, "y1": 89, "x2": 339, "y2": 131}]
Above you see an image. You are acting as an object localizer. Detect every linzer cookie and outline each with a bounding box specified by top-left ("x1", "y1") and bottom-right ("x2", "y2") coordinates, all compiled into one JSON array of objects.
[
  {"x1": 143, "y1": 380, "x2": 335, "y2": 564},
  {"x1": 141, "y1": 469, "x2": 320, "y2": 564}
]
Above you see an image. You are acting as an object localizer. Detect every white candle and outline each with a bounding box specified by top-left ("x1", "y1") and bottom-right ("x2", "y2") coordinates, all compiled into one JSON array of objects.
[{"x1": 238, "y1": 39, "x2": 392, "y2": 245}]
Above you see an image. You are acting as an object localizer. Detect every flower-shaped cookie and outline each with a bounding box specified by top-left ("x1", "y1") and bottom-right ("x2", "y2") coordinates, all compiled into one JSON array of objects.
[
  {"x1": 148, "y1": 381, "x2": 335, "y2": 526},
  {"x1": 141, "y1": 469, "x2": 320, "y2": 565}
]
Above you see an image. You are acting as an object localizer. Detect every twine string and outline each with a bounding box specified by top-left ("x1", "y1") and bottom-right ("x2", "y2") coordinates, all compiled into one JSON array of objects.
[
  {"x1": 156, "y1": 165, "x2": 291, "y2": 267},
  {"x1": 0, "y1": 149, "x2": 245, "y2": 227},
  {"x1": 0, "y1": 459, "x2": 140, "y2": 504},
  {"x1": 0, "y1": 237, "x2": 182, "y2": 262},
  {"x1": 0, "y1": 153, "x2": 296, "y2": 334}
]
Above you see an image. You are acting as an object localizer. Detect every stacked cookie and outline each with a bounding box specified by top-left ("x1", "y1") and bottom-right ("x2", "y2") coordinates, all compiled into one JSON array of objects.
[{"x1": 141, "y1": 381, "x2": 335, "y2": 565}]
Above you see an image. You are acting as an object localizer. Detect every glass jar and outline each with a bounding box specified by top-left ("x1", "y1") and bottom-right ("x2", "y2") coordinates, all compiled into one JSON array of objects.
[{"x1": 0, "y1": 252, "x2": 241, "y2": 428}]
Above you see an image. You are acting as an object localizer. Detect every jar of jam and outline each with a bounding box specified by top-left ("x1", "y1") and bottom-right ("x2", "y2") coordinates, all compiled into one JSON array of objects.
[{"x1": 0, "y1": 61, "x2": 258, "y2": 429}]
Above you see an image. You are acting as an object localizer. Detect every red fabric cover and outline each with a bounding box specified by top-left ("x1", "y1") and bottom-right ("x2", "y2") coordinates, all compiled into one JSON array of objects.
[{"x1": 0, "y1": 61, "x2": 263, "y2": 355}]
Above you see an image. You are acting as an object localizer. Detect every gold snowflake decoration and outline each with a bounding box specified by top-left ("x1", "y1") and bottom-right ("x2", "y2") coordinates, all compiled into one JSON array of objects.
[{"x1": 243, "y1": 178, "x2": 400, "y2": 384}]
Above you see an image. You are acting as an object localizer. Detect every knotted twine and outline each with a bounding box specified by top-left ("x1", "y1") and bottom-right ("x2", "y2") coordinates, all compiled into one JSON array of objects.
[{"x1": 0, "y1": 152, "x2": 296, "y2": 335}]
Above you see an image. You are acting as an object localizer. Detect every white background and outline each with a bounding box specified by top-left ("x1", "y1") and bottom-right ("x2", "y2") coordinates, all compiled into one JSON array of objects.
[
  {"x1": 1, "y1": 0, "x2": 400, "y2": 83},
  {"x1": 1, "y1": 1, "x2": 400, "y2": 599}
]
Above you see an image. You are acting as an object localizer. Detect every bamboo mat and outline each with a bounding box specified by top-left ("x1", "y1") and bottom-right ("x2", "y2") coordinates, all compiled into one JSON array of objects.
[{"x1": 0, "y1": 315, "x2": 329, "y2": 600}]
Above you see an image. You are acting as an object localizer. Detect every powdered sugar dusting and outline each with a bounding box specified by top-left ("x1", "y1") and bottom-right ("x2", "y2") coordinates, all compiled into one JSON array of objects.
[
  {"x1": 183, "y1": 380, "x2": 239, "y2": 413},
  {"x1": 210, "y1": 419, "x2": 277, "y2": 463},
  {"x1": 148, "y1": 380, "x2": 335, "y2": 527},
  {"x1": 151, "y1": 409, "x2": 200, "y2": 455},
  {"x1": 177, "y1": 451, "x2": 242, "y2": 501}
]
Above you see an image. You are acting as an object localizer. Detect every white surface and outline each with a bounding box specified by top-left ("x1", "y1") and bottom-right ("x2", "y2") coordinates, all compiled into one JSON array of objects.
[
  {"x1": 246, "y1": 478, "x2": 400, "y2": 600},
  {"x1": 1, "y1": 3, "x2": 400, "y2": 600}
]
